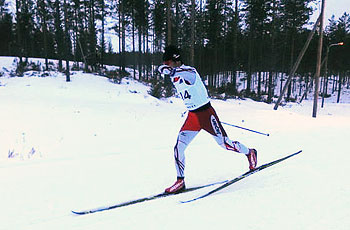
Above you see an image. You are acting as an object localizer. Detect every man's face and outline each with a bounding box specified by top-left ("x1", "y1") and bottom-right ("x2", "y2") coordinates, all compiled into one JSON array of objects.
[{"x1": 163, "y1": 60, "x2": 176, "y2": 68}]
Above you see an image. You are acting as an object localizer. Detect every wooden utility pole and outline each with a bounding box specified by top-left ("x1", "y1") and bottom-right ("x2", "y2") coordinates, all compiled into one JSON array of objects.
[
  {"x1": 273, "y1": 16, "x2": 321, "y2": 110},
  {"x1": 312, "y1": 0, "x2": 325, "y2": 118}
]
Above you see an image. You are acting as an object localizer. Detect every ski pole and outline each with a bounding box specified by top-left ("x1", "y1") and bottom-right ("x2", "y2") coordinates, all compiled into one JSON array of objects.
[{"x1": 221, "y1": 122, "x2": 270, "y2": 136}]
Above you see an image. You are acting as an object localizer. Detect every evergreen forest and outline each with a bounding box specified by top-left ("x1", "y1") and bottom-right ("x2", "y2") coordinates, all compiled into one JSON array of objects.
[{"x1": 0, "y1": 0, "x2": 349, "y2": 102}]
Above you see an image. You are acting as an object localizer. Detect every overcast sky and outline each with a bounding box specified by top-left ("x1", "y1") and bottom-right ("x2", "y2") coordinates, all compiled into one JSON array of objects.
[{"x1": 310, "y1": 0, "x2": 349, "y2": 23}]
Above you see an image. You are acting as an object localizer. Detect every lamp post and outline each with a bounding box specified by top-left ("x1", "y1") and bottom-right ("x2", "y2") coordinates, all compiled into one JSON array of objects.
[{"x1": 321, "y1": 42, "x2": 344, "y2": 108}]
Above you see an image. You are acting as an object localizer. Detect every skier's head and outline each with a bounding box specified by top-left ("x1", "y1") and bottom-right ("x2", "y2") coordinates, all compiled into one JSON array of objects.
[{"x1": 163, "y1": 45, "x2": 182, "y2": 67}]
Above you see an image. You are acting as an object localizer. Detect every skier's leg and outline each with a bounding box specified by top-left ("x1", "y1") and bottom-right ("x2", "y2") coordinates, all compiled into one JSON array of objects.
[
  {"x1": 165, "y1": 112, "x2": 200, "y2": 193},
  {"x1": 212, "y1": 127, "x2": 257, "y2": 170},
  {"x1": 197, "y1": 106, "x2": 256, "y2": 170},
  {"x1": 213, "y1": 134, "x2": 249, "y2": 154},
  {"x1": 209, "y1": 115, "x2": 249, "y2": 154},
  {"x1": 172, "y1": 111, "x2": 201, "y2": 178},
  {"x1": 198, "y1": 106, "x2": 249, "y2": 154},
  {"x1": 173, "y1": 130, "x2": 199, "y2": 178}
]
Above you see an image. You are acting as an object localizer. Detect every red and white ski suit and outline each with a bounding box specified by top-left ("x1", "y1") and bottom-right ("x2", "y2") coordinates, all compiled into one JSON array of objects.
[{"x1": 160, "y1": 64, "x2": 249, "y2": 178}]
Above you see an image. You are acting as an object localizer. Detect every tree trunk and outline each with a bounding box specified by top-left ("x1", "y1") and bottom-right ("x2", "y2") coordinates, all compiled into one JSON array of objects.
[
  {"x1": 63, "y1": 0, "x2": 70, "y2": 82},
  {"x1": 132, "y1": 6, "x2": 136, "y2": 79},
  {"x1": 190, "y1": 0, "x2": 195, "y2": 66},
  {"x1": 232, "y1": 0, "x2": 239, "y2": 94},
  {"x1": 247, "y1": 35, "x2": 253, "y2": 95},
  {"x1": 101, "y1": 0, "x2": 105, "y2": 71},
  {"x1": 166, "y1": 0, "x2": 171, "y2": 45},
  {"x1": 15, "y1": 0, "x2": 23, "y2": 63}
]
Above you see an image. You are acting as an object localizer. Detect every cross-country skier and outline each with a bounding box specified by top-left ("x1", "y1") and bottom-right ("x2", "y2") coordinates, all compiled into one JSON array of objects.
[{"x1": 158, "y1": 45, "x2": 257, "y2": 194}]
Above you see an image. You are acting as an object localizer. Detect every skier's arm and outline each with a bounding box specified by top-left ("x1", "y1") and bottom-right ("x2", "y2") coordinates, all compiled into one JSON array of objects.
[
  {"x1": 158, "y1": 65, "x2": 174, "y2": 76},
  {"x1": 175, "y1": 67, "x2": 196, "y2": 85},
  {"x1": 158, "y1": 65, "x2": 196, "y2": 85}
]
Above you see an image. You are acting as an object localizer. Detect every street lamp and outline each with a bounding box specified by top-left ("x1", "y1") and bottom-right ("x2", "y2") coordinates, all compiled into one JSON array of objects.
[{"x1": 321, "y1": 42, "x2": 344, "y2": 108}]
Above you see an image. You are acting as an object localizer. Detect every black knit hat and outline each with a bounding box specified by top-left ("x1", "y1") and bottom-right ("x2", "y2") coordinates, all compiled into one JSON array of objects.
[{"x1": 162, "y1": 45, "x2": 182, "y2": 62}]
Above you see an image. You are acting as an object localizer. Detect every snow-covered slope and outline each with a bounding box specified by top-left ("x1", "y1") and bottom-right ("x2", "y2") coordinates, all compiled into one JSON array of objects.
[{"x1": 0, "y1": 57, "x2": 349, "y2": 230}]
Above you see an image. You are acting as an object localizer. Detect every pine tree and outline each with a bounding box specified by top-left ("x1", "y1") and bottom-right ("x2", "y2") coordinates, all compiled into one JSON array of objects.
[
  {"x1": 63, "y1": 0, "x2": 71, "y2": 81},
  {"x1": 37, "y1": 0, "x2": 50, "y2": 70},
  {"x1": 204, "y1": 0, "x2": 226, "y2": 87},
  {"x1": 152, "y1": 0, "x2": 166, "y2": 52},
  {"x1": 53, "y1": 0, "x2": 65, "y2": 71},
  {"x1": 279, "y1": 0, "x2": 315, "y2": 101},
  {"x1": 242, "y1": 0, "x2": 270, "y2": 96},
  {"x1": 0, "y1": 0, "x2": 13, "y2": 55}
]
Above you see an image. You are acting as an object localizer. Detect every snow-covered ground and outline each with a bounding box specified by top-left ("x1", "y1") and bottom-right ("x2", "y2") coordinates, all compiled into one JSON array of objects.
[{"x1": 0, "y1": 57, "x2": 349, "y2": 230}]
